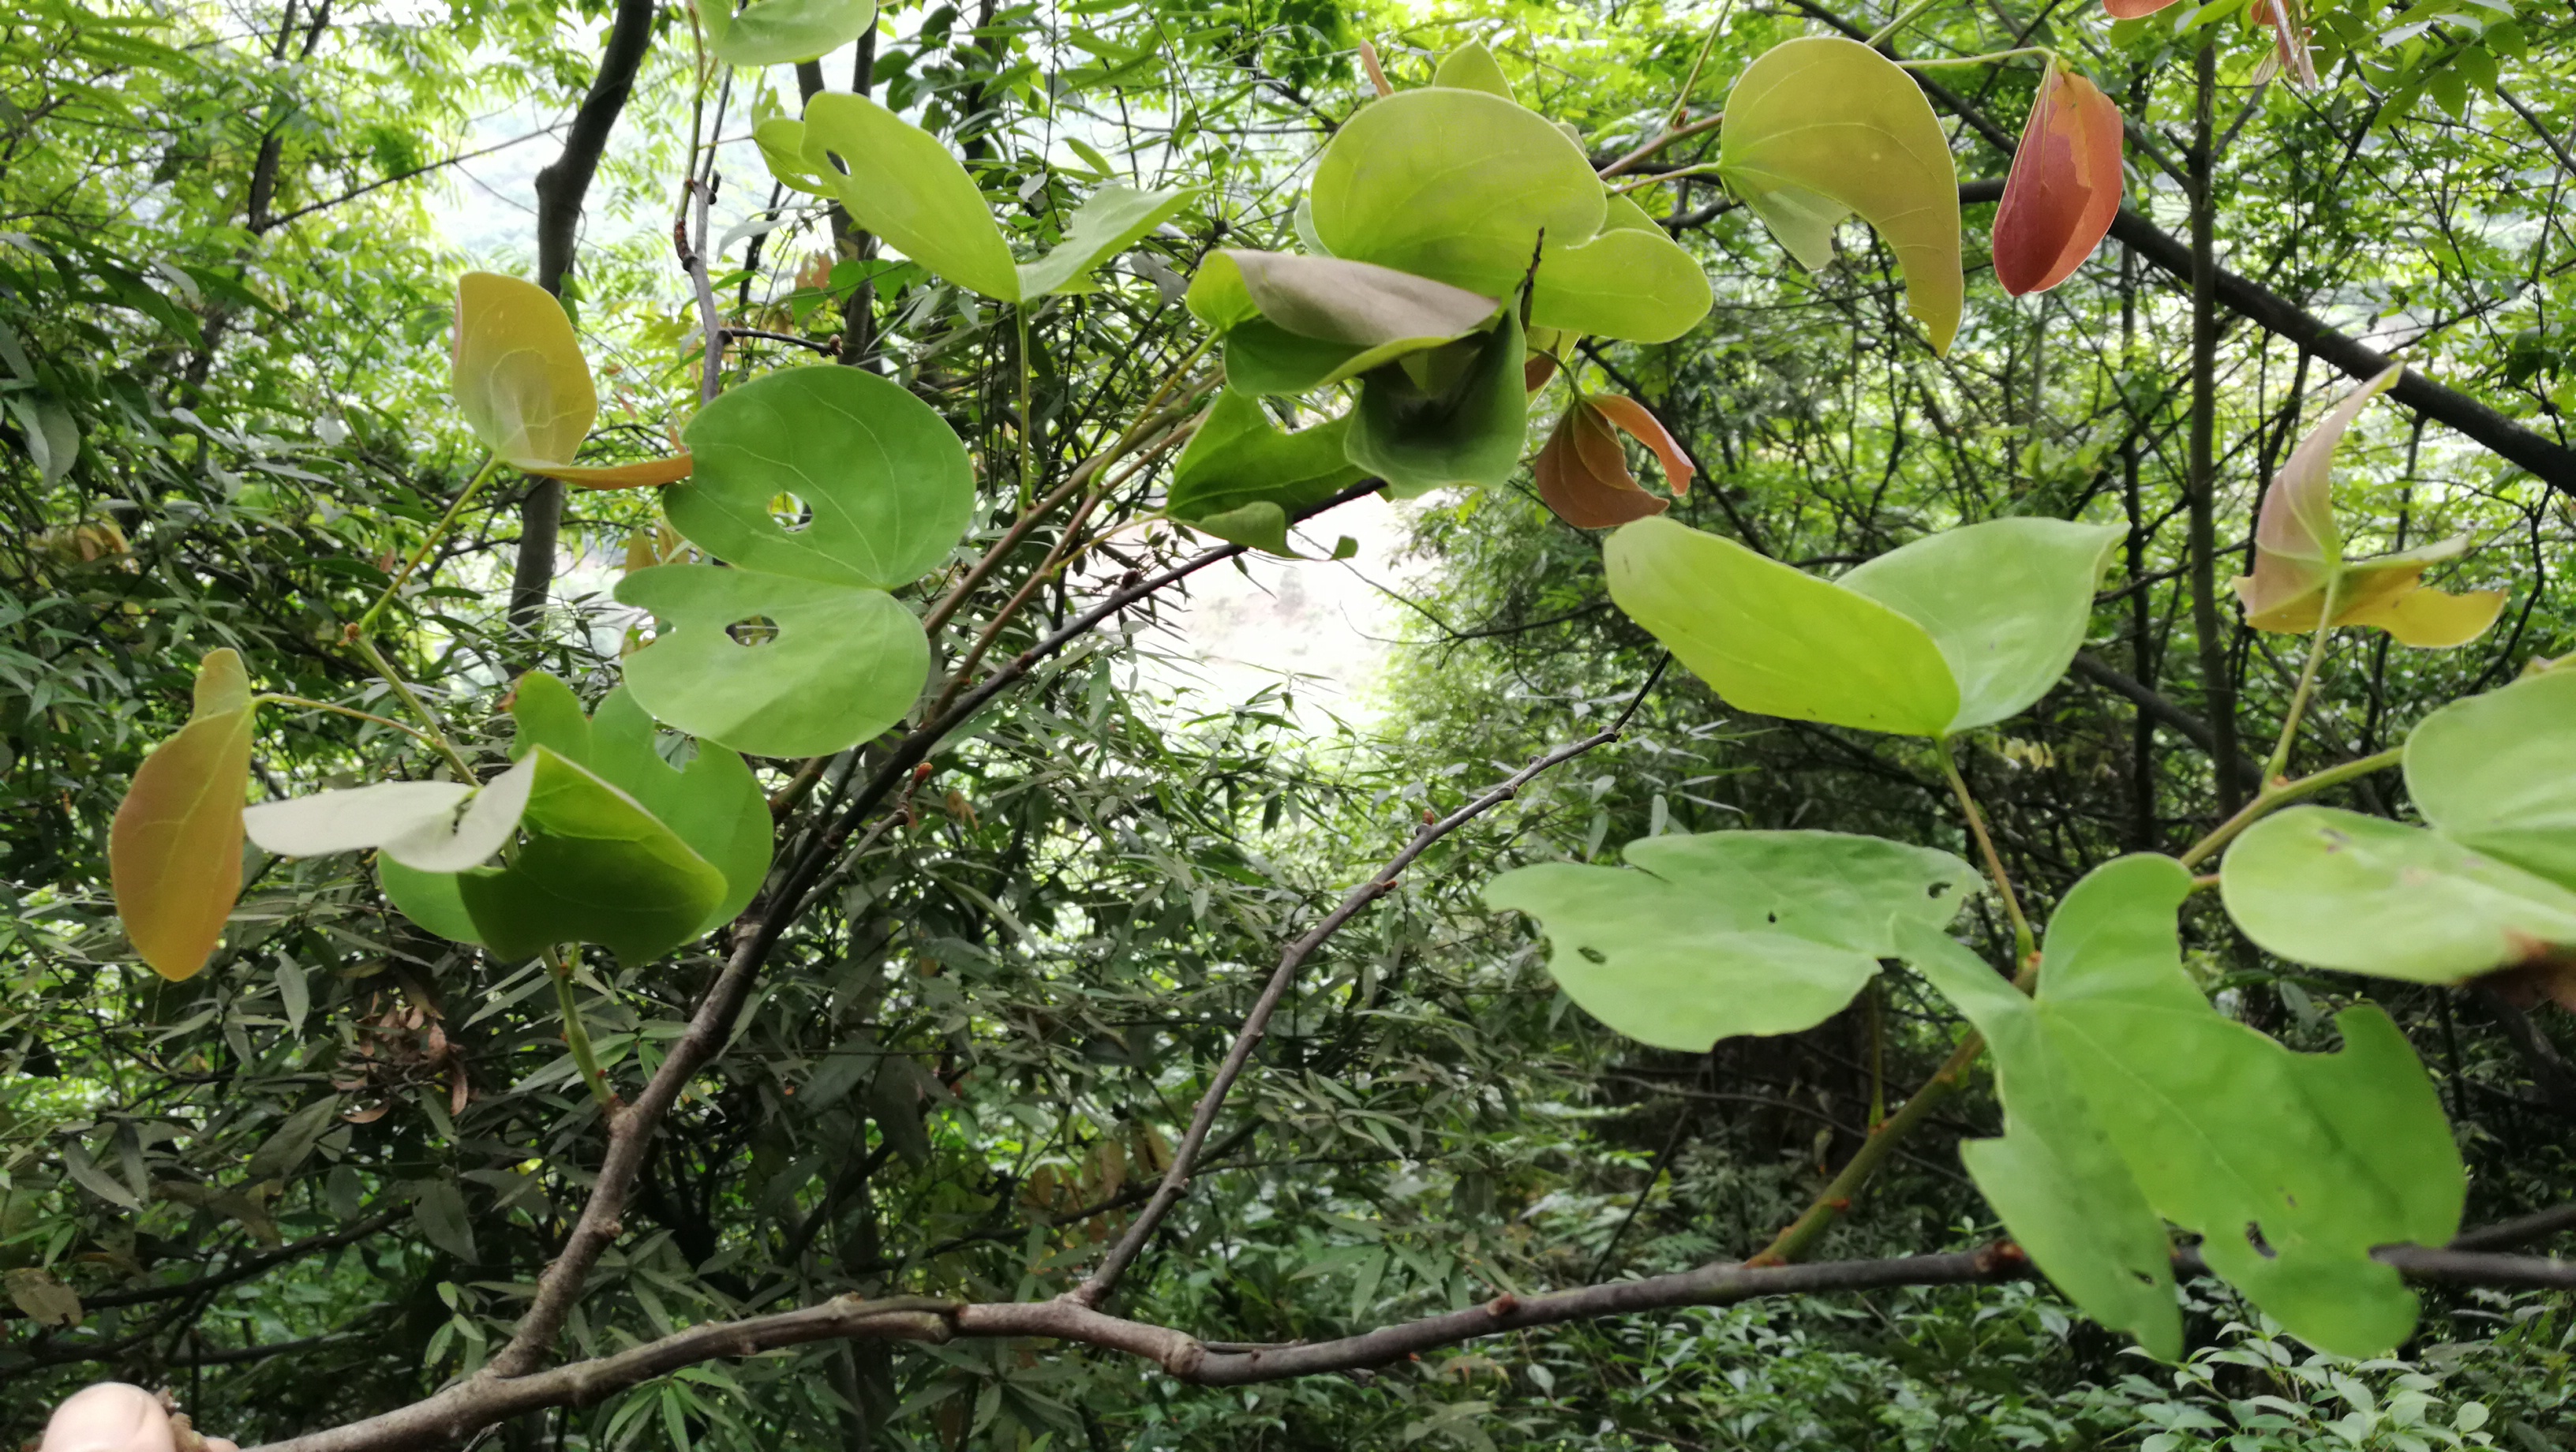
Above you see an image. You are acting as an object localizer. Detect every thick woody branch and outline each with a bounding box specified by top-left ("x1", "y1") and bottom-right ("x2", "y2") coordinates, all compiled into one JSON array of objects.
[{"x1": 1074, "y1": 658, "x2": 1670, "y2": 1306}]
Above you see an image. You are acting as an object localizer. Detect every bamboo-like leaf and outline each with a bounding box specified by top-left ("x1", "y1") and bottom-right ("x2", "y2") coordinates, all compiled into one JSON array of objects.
[
  {"x1": 1993, "y1": 63, "x2": 2125, "y2": 297},
  {"x1": 110, "y1": 649, "x2": 256, "y2": 981},
  {"x1": 1719, "y1": 37, "x2": 1963, "y2": 353}
]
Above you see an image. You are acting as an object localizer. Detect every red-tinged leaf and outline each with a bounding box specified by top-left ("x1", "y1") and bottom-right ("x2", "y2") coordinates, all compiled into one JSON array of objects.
[
  {"x1": 522, "y1": 451, "x2": 697, "y2": 489},
  {"x1": 1534, "y1": 399, "x2": 1668, "y2": 530},
  {"x1": 110, "y1": 649, "x2": 256, "y2": 981},
  {"x1": 1994, "y1": 65, "x2": 2125, "y2": 297},
  {"x1": 2250, "y1": 0, "x2": 2320, "y2": 88},
  {"x1": 2102, "y1": 0, "x2": 2184, "y2": 17},
  {"x1": 1589, "y1": 395, "x2": 1696, "y2": 496},
  {"x1": 1525, "y1": 354, "x2": 1559, "y2": 393}
]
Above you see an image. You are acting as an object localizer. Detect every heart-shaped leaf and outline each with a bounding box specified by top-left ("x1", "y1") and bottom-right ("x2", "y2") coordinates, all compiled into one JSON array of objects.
[
  {"x1": 1308, "y1": 86, "x2": 1605, "y2": 301},
  {"x1": 1013, "y1": 182, "x2": 1193, "y2": 299},
  {"x1": 451, "y1": 272, "x2": 691, "y2": 486},
  {"x1": 507, "y1": 674, "x2": 774, "y2": 930},
  {"x1": 616, "y1": 565, "x2": 929, "y2": 758},
  {"x1": 1347, "y1": 309, "x2": 1528, "y2": 498},
  {"x1": 1527, "y1": 216, "x2": 1713, "y2": 343},
  {"x1": 243, "y1": 757, "x2": 534, "y2": 873},
  {"x1": 797, "y1": 92, "x2": 1020, "y2": 299},
  {"x1": 1166, "y1": 393, "x2": 1365, "y2": 536},
  {"x1": 2222, "y1": 807, "x2": 2576, "y2": 982},
  {"x1": 1719, "y1": 37, "x2": 1963, "y2": 354},
  {"x1": 1838, "y1": 518, "x2": 2121, "y2": 732},
  {"x1": 2036, "y1": 855, "x2": 2461, "y2": 1357},
  {"x1": 1899, "y1": 919, "x2": 2181, "y2": 1360},
  {"x1": 1484, "y1": 830, "x2": 1980, "y2": 1050},
  {"x1": 661, "y1": 365, "x2": 973, "y2": 590},
  {"x1": 2232, "y1": 366, "x2": 2503, "y2": 646},
  {"x1": 110, "y1": 649, "x2": 256, "y2": 981},
  {"x1": 2406, "y1": 667, "x2": 2576, "y2": 887},
  {"x1": 453, "y1": 747, "x2": 728, "y2": 964},
  {"x1": 1605, "y1": 517, "x2": 1960, "y2": 735},
  {"x1": 700, "y1": 0, "x2": 877, "y2": 67},
  {"x1": 1993, "y1": 62, "x2": 2125, "y2": 297}
]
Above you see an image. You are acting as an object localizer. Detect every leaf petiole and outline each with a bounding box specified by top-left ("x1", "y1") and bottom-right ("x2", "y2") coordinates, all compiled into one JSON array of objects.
[
  {"x1": 1893, "y1": 46, "x2": 2055, "y2": 69},
  {"x1": 546, "y1": 945, "x2": 617, "y2": 1112},
  {"x1": 2178, "y1": 744, "x2": 2405, "y2": 869}
]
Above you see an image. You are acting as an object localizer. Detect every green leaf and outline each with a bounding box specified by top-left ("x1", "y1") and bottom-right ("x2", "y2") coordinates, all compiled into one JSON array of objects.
[
  {"x1": 1185, "y1": 501, "x2": 1294, "y2": 555},
  {"x1": 244, "y1": 1095, "x2": 342, "y2": 1184},
  {"x1": 1527, "y1": 223, "x2": 1713, "y2": 344},
  {"x1": 796, "y1": 92, "x2": 1019, "y2": 300},
  {"x1": 110, "y1": 649, "x2": 256, "y2": 982},
  {"x1": 451, "y1": 271, "x2": 594, "y2": 469},
  {"x1": 2405, "y1": 667, "x2": 2576, "y2": 888},
  {"x1": 616, "y1": 565, "x2": 929, "y2": 759},
  {"x1": 700, "y1": 0, "x2": 877, "y2": 67},
  {"x1": 1166, "y1": 393, "x2": 1365, "y2": 530},
  {"x1": 1346, "y1": 309, "x2": 1528, "y2": 498},
  {"x1": 379, "y1": 856, "x2": 483, "y2": 946},
  {"x1": 1718, "y1": 37, "x2": 1963, "y2": 354},
  {"x1": 413, "y1": 1180, "x2": 477, "y2": 1263},
  {"x1": 663, "y1": 365, "x2": 974, "y2": 590},
  {"x1": 1484, "y1": 830, "x2": 1980, "y2": 1050},
  {"x1": 1308, "y1": 87, "x2": 1605, "y2": 300},
  {"x1": 1897, "y1": 921, "x2": 2180, "y2": 1360},
  {"x1": 454, "y1": 747, "x2": 728, "y2": 965},
  {"x1": 242, "y1": 757, "x2": 534, "y2": 873},
  {"x1": 2221, "y1": 807, "x2": 2576, "y2": 982},
  {"x1": 1430, "y1": 40, "x2": 1514, "y2": 99},
  {"x1": 1214, "y1": 249, "x2": 1499, "y2": 350},
  {"x1": 1604, "y1": 517, "x2": 1958, "y2": 735},
  {"x1": 1837, "y1": 518, "x2": 2120, "y2": 732},
  {"x1": 1014, "y1": 182, "x2": 1192, "y2": 298},
  {"x1": 507, "y1": 675, "x2": 774, "y2": 933},
  {"x1": 2041, "y1": 855, "x2": 2462, "y2": 1357}
]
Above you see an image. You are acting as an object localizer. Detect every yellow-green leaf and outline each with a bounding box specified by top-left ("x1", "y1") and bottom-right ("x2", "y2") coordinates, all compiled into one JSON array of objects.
[
  {"x1": 451, "y1": 271, "x2": 595, "y2": 470},
  {"x1": 110, "y1": 649, "x2": 256, "y2": 981},
  {"x1": 797, "y1": 92, "x2": 1020, "y2": 300},
  {"x1": 1719, "y1": 37, "x2": 1963, "y2": 354}
]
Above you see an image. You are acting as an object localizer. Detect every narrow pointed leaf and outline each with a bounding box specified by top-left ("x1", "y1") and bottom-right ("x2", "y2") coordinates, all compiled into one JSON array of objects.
[
  {"x1": 797, "y1": 92, "x2": 1019, "y2": 300},
  {"x1": 1839, "y1": 518, "x2": 2120, "y2": 732},
  {"x1": 2043, "y1": 855, "x2": 2462, "y2": 1357},
  {"x1": 1485, "y1": 830, "x2": 1979, "y2": 1050},
  {"x1": 663, "y1": 365, "x2": 974, "y2": 590},
  {"x1": 522, "y1": 455, "x2": 696, "y2": 490},
  {"x1": 451, "y1": 271, "x2": 596, "y2": 469},
  {"x1": 616, "y1": 565, "x2": 929, "y2": 758},
  {"x1": 1014, "y1": 183, "x2": 1192, "y2": 298},
  {"x1": 2102, "y1": 0, "x2": 2185, "y2": 14},
  {"x1": 700, "y1": 0, "x2": 877, "y2": 67},
  {"x1": 242, "y1": 757, "x2": 534, "y2": 873},
  {"x1": 1347, "y1": 309, "x2": 1529, "y2": 497},
  {"x1": 1604, "y1": 517, "x2": 1958, "y2": 735},
  {"x1": 1899, "y1": 920, "x2": 2181, "y2": 1360},
  {"x1": 1308, "y1": 87, "x2": 1605, "y2": 300},
  {"x1": 1994, "y1": 64, "x2": 2125, "y2": 297},
  {"x1": 110, "y1": 649, "x2": 255, "y2": 981},
  {"x1": 1720, "y1": 37, "x2": 1963, "y2": 353}
]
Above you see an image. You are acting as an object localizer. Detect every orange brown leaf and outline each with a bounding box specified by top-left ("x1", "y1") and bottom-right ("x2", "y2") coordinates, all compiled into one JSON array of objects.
[
  {"x1": 1589, "y1": 395, "x2": 1696, "y2": 496},
  {"x1": 1993, "y1": 65, "x2": 2125, "y2": 297},
  {"x1": 110, "y1": 649, "x2": 256, "y2": 981},
  {"x1": 1534, "y1": 399, "x2": 1669, "y2": 530}
]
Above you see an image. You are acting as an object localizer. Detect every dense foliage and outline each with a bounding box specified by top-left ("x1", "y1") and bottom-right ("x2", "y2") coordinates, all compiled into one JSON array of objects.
[{"x1": 6, "y1": 0, "x2": 2576, "y2": 1448}]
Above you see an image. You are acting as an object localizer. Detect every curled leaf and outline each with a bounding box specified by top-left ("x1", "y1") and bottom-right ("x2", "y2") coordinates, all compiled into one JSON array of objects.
[
  {"x1": 451, "y1": 273, "x2": 691, "y2": 487},
  {"x1": 1589, "y1": 395, "x2": 1694, "y2": 495},
  {"x1": 1994, "y1": 63, "x2": 2125, "y2": 297},
  {"x1": 242, "y1": 758, "x2": 536, "y2": 874},
  {"x1": 1533, "y1": 395, "x2": 1692, "y2": 529},
  {"x1": 2231, "y1": 365, "x2": 2504, "y2": 646},
  {"x1": 2250, "y1": 0, "x2": 2319, "y2": 89},
  {"x1": 1720, "y1": 37, "x2": 1963, "y2": 354},
  {"x1": 110, "y1": 649, "x2": 255, "y2": 981}
]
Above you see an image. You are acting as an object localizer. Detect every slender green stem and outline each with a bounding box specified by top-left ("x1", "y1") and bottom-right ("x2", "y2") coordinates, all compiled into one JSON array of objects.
[
  {"x1": 1938, "y1": 738, "x2": 2035, "y2": 964},
  {"x1": 2261, "y1": 578, "x2": 2341, "y2": 786},
  {"x1": 546, "y1": 945, "x2": 616, "y2": 1111},
  {"x1": 347, "y1": 634, "x2": 477, "y2": 781},
  {"x1": 1016, "y1": 301, "x2": 1036, "y2": 511},
  {"x1": 2178, "y1": 745, "x2": 2405, "y2": 869},
  {"x1": 1667, "y1": 4, "x2": 1733, "y2": 128},
  {"x1": 1611, "y1": 163, "x2": 1724, "y2": 194},
  {"x1": 1894, "y1": 46, "x2": 2054, "y2": 69},
  {"x1": 1866, "y1": 0, "x2": 1943, "y2": 45},
  {"x1": 358, "y1": 454, "x2": 502, "y2": 636},
  {"x1": 256, "y1": 694, "x2": 441, "y2": 750}
]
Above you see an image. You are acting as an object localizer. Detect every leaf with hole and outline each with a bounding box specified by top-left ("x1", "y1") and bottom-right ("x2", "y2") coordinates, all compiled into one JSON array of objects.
[
  {"x1": 796, "y1": 92, "x2": 1018, "y2": 299},
  {"x1": 1484, "y1": 830, "x2": 1980, "y2": 1050},
  {"x1": 1899, "y1": 919, "x2": 2180, "y2": 1360},
  {"x1": 110, "y1": 649, "x2": 255, "y2": 981},
  {"x1": 451, "y1": 747, "x2": 728, "y2": 964},
  {"x1": 699, "y1": 0, "x2": 877, "y2": 67},
  {"x1": 507, "y1": 673, "x2": 774, "y2": 931},
  {"x1": 1719, "y1": 37, "x2": 1963, "y2": 354},
  {"x1": 1994, "y1": 62, "x2": 2125, "y2": 297},
  {"x1": 616, "y1": 565, "x2": 929, "y2": 759},
  {"x1": 1346, "y1": 309, "x2": 1528, "y2": 498},
  {"x1": 661, "y1": 365, "x2": 972, "y2": 590},
  {"x1": 243, "y1": 756, "x2": 534, "y2": 873},
  {"x1": 451, "y1": 272, "x2": 691, "y2": 487},
  {"x1": 2041, "y1": 855, "x2": 2462, "y2": 1357}
]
